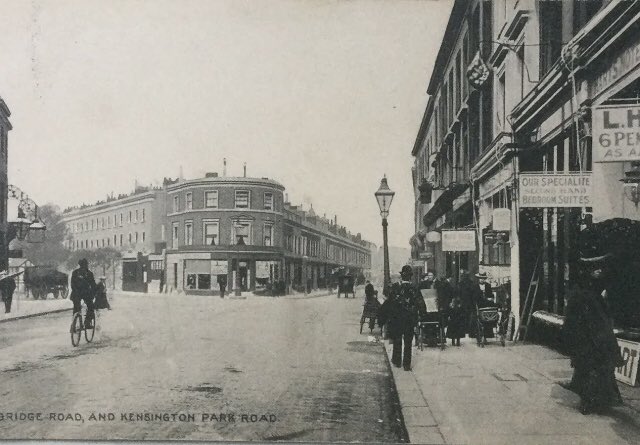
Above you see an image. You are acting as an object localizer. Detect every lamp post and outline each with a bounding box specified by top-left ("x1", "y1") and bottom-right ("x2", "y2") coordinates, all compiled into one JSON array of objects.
[{"x1": 375, "y1": 175, "x2": 395, "y2": 295}]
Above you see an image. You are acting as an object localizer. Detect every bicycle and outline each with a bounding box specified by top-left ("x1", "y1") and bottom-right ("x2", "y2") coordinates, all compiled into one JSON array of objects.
[{"x1": 70, "y1": 304, "x2": 100, "y2": 347}]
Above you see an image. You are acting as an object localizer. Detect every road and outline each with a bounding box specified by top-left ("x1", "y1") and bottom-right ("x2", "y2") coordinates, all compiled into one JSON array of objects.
[{"x1": 0, "y1": 292, "x2": 407, "y2": 442}]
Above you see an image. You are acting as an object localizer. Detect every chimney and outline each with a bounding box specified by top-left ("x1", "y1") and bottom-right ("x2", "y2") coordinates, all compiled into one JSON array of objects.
[
  {"x1": 223, "y1": 158, "x2": 227, "y2": 177},
  {"x1": 179, "y1": 165, "x2": 184, "y2": 181},
  {"x1": 243, "y1": 162, "x2": 247, "y2": 177},
  {"x1": 334, "y1": 215, "x2": 337, "y2": 226}
]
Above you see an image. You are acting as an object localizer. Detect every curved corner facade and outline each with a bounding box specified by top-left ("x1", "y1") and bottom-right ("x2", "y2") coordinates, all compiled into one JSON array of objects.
[{"x1": 165, "y1": 177, "x2": 286, "y2": 293}]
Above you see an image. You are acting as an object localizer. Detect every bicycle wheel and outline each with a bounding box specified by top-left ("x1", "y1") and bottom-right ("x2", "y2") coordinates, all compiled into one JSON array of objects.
[
  {"x1": 85, "y1": 313, "x2": 96, "y2": 343},
  {"x1": 70, "y1": 312, "x2": 82, "y2": 347}
]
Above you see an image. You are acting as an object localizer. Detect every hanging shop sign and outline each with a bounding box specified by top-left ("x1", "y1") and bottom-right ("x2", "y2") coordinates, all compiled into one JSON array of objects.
[
  {"x1": 615, "y1": 338, "x2": 640, "y2": 386},
  {"x1": 211, "y1": 260, "x2": 227, "y2": 275},
  {"x1": 441, "y1": 229, "x2": 476, "y2": 252},
  {"x1": 426, "y1": 231, "x2": 441, "y2": 243},
  {"x1": 492, "y1": 208, "x2": 511, "y2": 231},
  {"x1": 518, "y1": 172, "x2": 592, "y2": 208},
  {"x1": 418, "y1": 251, "x2": 433, "y2": 260},
  {"x1": 593, "y1": 105, "x2": 640, "y2": 162}
]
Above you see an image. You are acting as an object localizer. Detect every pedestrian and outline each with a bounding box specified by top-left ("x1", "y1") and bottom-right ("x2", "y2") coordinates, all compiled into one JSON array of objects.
[
  {"x1": 457, "y1": 270, "x2": 476, "y2": 337},
  {"x1": 563, "y1": 253, "x2": 624, "y2": 414},
  {"x1": 363, "y1": 281, "x2": 381, "y2": 331},
  {"x1": 446, "y1": 295, "x2": 465, "y2": 346},
  {"x1": 419, "y1": 270, "x2": 435, "y2": 289},
  {"x1": 378, "y1": 265, "x2": 426, "y2": 371},
  {"x1": 0, "y1": 271, "x2": 17, "y2": 314},
  {"x1": 70, "y1": 258, "x2": 97, "y2": 328},
  {"x1": 217, "y1": 274, "x2": 227, "y2": 298},
  {"x1": 94, "y1": 277, "x2": 111, "y2": 310}
]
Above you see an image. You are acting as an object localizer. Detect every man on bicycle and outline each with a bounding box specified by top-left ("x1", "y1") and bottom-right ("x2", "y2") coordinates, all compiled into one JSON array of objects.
[{"x1": 70, "y1": 258, "x2": 96, "y2": 328}]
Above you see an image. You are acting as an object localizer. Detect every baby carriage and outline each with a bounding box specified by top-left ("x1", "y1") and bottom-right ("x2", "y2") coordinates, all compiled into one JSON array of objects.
[
  {"x1": 415, "y1": 289, "x2": 446, "y2": 350},
  {"x1": 475, "y1": 301, "x2": 509, "y2": 347}
]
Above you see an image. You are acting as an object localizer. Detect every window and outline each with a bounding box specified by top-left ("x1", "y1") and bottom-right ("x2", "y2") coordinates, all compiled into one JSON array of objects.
[
  {"x1": 482, "y1": 229, "x2": 511, "y2": 266},
  {"x1": 120, "y1": 234, "x2": 123, "y2": 246},
  {"x1": 496, "y1": 71, "x2": 506, "y2": 134},
  {"x1": 203, "y1": 220, "x2": 219, "y2": 246},
  {"x1": 539, "y1": 0, "x2": 563, "y2": 77},
  {"x1": 264, "y1": 193, "x2": 274, "y2": 210},
  {"x1": 113, "y1": 234, "x2": 117, "y2": 246},
  {"x1": 142, "y1": 232, "x2": 146, "y2": 242},
  {"x1": 186, "y1": 192, "x2": 193, "y2": 210},
  {"x1": 135, "y1": 209, "x2": 139, "y2": 222},
  {"x1": 128, "y1": 233, "x2": 132, "y2": 244},
  {"x1": 173, "y1": 195, "x2": 179, "y2": 213},
  {"x1": 141, "y1": 208, "x2": 145, "y2": 222},
  {"x1": 235, "y1": 190, "x2": 250, "y2": 209},
  {"x1": 128, "y1": 211, "x2": 132, "y2": 223},
  {"x1": 150, "y1": 260, "x2": 163, "y2": 271},
  {"x1": 172, "y1": 222, "x2": 179, "y2": 248},
  {"x1": 184, "y1": 221, "x2": 193, "y2": 245},
  {"x1": 120, "y1": 213, "x2": 123, "y2": 226},
  {"x1": 263, "y1": 223, "x2": 274, "y2": 246},
  {"x1": 135, "y1": 232, "x2": 139, "y2": 243},
  {"x1": 232, "y1": 220, "x2": 252, "y2": 245},
  {"x1": 205, "y1": 191, "x2": 218, "y2": 208}
]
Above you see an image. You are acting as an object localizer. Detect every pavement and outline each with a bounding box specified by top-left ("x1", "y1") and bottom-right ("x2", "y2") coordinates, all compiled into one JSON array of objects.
[
  {"x1": 0, "y1": 292, "x2": 70, "y2": 322},
  {"x1": 383, "y1": 336, "x2": 640, "y2": 444}
]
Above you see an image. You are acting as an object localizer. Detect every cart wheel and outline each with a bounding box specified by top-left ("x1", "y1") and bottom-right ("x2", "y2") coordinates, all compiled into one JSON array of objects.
[{"x1": 70, "y1": 312, "x2": 82, "y2": 347}]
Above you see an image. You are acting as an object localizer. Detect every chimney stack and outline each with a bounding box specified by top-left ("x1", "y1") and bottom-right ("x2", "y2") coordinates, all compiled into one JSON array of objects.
[
  {"x1": 334, "y1": 215, "x2": 337, "y2": 226},
  {"x1": 223, "y1": 158, "x2": 227, "y2": 177},
  {"x1": 243, "y1": 162, "x2": 247, "y2": 177}
]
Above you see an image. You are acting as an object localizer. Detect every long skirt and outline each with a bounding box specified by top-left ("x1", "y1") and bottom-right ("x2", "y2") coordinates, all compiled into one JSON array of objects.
[{"x1": 575, "y1": 364, "x2": 622, "y2": 410}]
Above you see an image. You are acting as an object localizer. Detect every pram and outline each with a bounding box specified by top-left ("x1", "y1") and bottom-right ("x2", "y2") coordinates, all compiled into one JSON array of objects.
[
  {"x1": 415, "y1": 289, "x2": 446, "y2": 350},
  {"x1": 475, "y1": 303, "x2": 509, "y2": 347}
]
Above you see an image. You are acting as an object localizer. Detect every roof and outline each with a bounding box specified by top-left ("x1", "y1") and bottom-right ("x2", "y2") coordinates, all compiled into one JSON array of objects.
[{"x1": 167, "y1": 176, "x2": 285, "y2": 192}]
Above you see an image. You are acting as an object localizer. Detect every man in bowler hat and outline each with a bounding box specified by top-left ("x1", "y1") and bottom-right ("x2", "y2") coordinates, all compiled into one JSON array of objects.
[{"x1": 379, "y1": 265, "x2": 426, "y2": 371}]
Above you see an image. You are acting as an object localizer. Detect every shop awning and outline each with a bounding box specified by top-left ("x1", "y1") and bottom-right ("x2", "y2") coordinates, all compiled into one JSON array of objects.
[{"x1": 423, "y1": 182, "x2": 469, "y2": 228}]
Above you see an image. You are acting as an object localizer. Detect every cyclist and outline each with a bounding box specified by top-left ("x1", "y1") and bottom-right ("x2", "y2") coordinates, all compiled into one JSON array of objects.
[{"x1": 70, "y1": 258, "x2": 97, "y2": 328}]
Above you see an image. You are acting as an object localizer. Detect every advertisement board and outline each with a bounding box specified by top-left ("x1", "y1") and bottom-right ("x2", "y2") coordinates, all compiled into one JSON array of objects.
[
  {"x1": 593, "y1": 105, "x2": 640, "y2": 162},
  {"x1": 519, "y1": 173, "x2": 592, "y2": 208},
  {"x1": 615, "y1": 338, "x2": 640, "y2": 386},
  {"x1": 441, "y1": 230, "x2": 476, "y2": 251}
]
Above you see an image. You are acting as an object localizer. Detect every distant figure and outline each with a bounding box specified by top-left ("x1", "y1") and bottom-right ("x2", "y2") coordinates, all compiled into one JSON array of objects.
[
  {"x1": 70, "y1": 259, "x2": 96, "y2": 328},
  {"x1": 457, "y1": 270, "x2": 476, "y2": 337},
  {"x1": 419, "y1": 270, "x2": 435, "y2": 290},
  {"x1": 446, "y1": 296, "x2": 465, "y2": 346},
  {"x1": 0, "y1": 271, "x2": 17, "y2": 314},
  {"x1": 94, "y1": 277, "x2": 111, "y2": 310},
  {"x1": 217, "y1": 274, "x2": 227, "y2": 298},
  {"x1": 363, "y1": 281, "x2": 381, "y2": 331}
]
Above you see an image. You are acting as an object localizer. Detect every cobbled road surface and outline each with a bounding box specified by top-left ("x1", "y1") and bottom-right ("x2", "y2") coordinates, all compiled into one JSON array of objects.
[{"x1": 0, "y1": 292, "x2": 406, "y2": 442}]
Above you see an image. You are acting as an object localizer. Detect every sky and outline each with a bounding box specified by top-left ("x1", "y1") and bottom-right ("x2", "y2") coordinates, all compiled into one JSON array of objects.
[{"x1": 0, "y1": 0, "x2": 452, "y2": 249}]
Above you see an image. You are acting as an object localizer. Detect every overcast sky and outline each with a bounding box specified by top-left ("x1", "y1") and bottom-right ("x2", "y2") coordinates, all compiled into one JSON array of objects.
[{"x1": 0, "y1": 0, "x2": 451, "y2": 249}]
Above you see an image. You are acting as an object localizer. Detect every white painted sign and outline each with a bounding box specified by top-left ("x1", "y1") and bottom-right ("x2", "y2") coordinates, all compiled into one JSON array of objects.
[
  {"x1": 593, "y1": 105, "x2": 640, "y2": 162},
  {"x1": 519, "y1": 173, "x2": 592, "y2": 208},
  {"x1": 615, "y1": 338, "x2": 640, "y2": 386},
  {"x1": 441, "y1": 230, "x2": 476, "y2": 252},
  {"x1": 211, "y1": 260, "x2": 227, "y2": 275}
]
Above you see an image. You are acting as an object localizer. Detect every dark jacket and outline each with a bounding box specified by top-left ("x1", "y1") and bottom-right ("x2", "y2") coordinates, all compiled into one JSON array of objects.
[
  {"x1": 70, "y1": 267, "x2": 96, "y2": 301},
  {"x1": 0, "y1": 277, "x2": 16, "y2": 301},
  {"x1": 564, "y1": 284, "x2": 622, "y2": 369},
  {"x1": 94, "y1": 282, "x2": 111, "y2": 309},
  {"x1": 378, "y1": 281, "x2": 426, "y2": 338}
]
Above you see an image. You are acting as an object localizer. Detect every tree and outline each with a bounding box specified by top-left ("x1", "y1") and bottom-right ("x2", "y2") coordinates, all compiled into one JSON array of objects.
[
  {"x1": 15, "y1": 204, "x2": 70, "y2": 267},
  {"x1": 65, "y1": 248, "x2": 121, "y2": 276}
]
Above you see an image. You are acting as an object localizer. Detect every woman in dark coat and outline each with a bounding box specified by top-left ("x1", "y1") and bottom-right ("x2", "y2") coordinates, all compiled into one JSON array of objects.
[
  {"x1": 563, "y1": 254, "x2": 623, "y2": 414},
  {"x1": 363, "y1": 282, "x2": 380, "y2": 331},
  {"x1": 446, "y1": 296, "x2": 465, "y2": 346}
]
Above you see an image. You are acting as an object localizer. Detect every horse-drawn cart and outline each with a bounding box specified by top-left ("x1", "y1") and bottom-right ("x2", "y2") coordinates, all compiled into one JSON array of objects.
[{"x1": 24, "y1": 266, "x2": 69, "y2": 300}]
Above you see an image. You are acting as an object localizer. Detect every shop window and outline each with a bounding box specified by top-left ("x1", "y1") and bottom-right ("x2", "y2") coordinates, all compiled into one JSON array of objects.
[
  {"x1": 264, "y1": 193, "x2": 274, "y2": 210},
  {"x1": 482, "y1": 229, "x2": 511, "y2": 266},
  {"x1": 205, "y1": 191, "x2": 218, "y2": 208},
  {"x1": 203, "y1": 220, "x2": 219, "y2": 246},
  {"x1": 235, "y1": 190, "x2": 250, "y2": 209},
  {"x1": 185, "y1": 259, "x2": 212, "y2": 290},
  {"x1": 186, "y1": 274, "x2": 211, "y2": 290},
  {"x1": 186, "y1": 192, "x2": 193, "y2": 210}
]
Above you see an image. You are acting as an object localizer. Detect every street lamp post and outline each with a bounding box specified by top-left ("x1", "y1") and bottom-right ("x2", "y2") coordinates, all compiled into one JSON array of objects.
[{"x1": 375, "y1": 175, "x2": 395, "y2": 296}]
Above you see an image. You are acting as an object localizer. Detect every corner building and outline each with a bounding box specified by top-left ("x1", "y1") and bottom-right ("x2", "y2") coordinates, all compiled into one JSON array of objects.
[{"x1": 165, "y1": 175, "x2": 285, "y2": 293}]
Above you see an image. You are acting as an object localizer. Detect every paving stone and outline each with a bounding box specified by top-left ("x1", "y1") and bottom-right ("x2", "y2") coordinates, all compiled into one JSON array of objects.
[{"x1": 405, "y1": 426, "x2": 444, "y2": 444}]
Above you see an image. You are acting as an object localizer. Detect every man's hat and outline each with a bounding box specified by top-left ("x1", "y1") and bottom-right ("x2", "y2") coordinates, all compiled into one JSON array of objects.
[
  {"x1": 578, "y1": 253, "x2": 613, "y2": 264},
  {"x1": 78, "y1": 258, "x2": 88, "y2": 267},
  {"x1": 400, "y1": 265, "x2": 413, "y2": 276},
  {"x1": 475, "y1": 272, "x2": 488, "y2": 279}
]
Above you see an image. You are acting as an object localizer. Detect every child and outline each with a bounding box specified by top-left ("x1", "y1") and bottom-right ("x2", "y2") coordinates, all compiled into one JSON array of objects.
[{"x1": 447, "y1": 296, "x2": 465, "y2": 346}]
